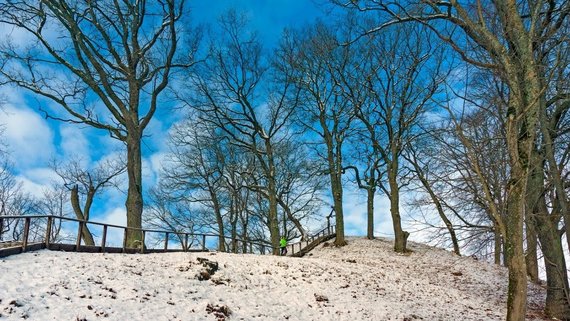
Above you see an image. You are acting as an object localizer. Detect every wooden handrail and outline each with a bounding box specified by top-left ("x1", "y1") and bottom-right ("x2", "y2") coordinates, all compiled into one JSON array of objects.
[
  {"x1": 285, "y1": 224, "x2": 337, "y2": 256},
  {"x1": 0, "y1": 215, "x2": 278, "y2": 256},
  {"x1": 0, "y1": 214, "x2": 334, "y2": 258}
]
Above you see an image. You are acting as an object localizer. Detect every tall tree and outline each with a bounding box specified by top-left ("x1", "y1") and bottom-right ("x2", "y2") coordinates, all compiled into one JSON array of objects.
[
  {"x1": 342, "y1": 24, "x2": 445, "y2": 252},
  {"x1": 281, "y1": 22, "x2": 357, "y2": 246},
  {"x1": 404, "y1": 138, "x2": 460, "y2": 255},
  {"x1": 160, "y1": 120, "x2": 228, "y2": 251},
  {"x1": 0, "y1": 0, "x2": 197, "y2": 247},
  {"x1": 50, "y1": 156, "x2": 126, "y2": 246},
  {"x1": 181, "y1": 11, "x2": 300, "y2": 254},
  {"x1": 337, "y1": 1, "x2": 570, "y2": 319}
]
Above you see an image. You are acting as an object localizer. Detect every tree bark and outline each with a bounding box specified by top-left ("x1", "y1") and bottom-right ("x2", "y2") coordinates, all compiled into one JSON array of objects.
[
  {"x1": 366, "y1": 187, "x2": 375, "y2": 240},
  {"x1": 527, "y1": 149, "x2": 570, "y2": 319},
  {"x1": 504, "y1": 170, "x2": 528, "y2": 321},
  {"x1": 210, "y1": 189, "x2": 226, "y2": 252},
  {"x1": 125, "y1": 129, "x2": 143, "y2": 248},
  {"x1": 533, "y1": 205, "x2": 570, "y2": 319},
  {"x1": 331, "y1": 173, "x2": 346, "y2": 246},
  {"x1": 411, "y1": 157, "x2": 460, "y2": 255},
  {"x1": 524, "y1": 212, "x2": 539, "y2": 284},
  {"x1": 388, "y1": 161, "x2": 407, "y2": 252},
  {"x1": 265, "y1": 140, "x2": 281, "y2": 255},
  {"x1": 494, "y1": 228, "x2": 502, "y2": 265},
  {"x1": 70, "y1": 185, "x2": 95, "y2": 246},
  {"x1": 276, "y1": 197, "x2": 308, "y2": 241}
]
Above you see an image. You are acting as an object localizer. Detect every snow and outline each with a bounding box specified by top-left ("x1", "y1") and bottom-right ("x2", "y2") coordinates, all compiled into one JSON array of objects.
[{"x1": 0, "y1": 237, "x2": 546, "y2": 320}]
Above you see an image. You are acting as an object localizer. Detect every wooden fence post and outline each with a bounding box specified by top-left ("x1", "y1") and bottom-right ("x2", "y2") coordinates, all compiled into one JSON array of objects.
[
  {"x1": 122, "y1": 228, "x2": 128, "y2": 253},
  {"x1": 184, "y1": 234, "x2": 189, "y2": 252},
  {"x1": 140, "y1": 231, "x2": 145, "y2": 254},
  {"x1": 76, "y1": 221, "x2": 84, "y2": 251},
  {"x1": 202, "y1": 234, "x2": 206, "y2": 251},
  {"x1": 0, "y1": 216, "x2": 4, "y2": 241},
  {"x1": 22, "y1": 217, "x2": 30, "y2": 252},
  {"x1": 164, "y1": 232, "x2": 169, "y2": 251},
  {"x1": 101, "y1": 225, "x2": 107, "y2": 253},
  {"x1": 45, "y1": 216, "x2": 53, "y2": 248}
]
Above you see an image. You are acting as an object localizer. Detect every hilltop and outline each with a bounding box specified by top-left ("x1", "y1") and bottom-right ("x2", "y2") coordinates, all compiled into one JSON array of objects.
[{"x1": 0, "y1": 237, "x2": 546, "y2": 320}]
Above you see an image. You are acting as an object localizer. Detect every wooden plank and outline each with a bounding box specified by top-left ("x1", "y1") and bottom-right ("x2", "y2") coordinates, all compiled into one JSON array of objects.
[
  {"x1": 76, "y1": 221, "x2": 84, "y2": 251},
  {"x1": 101, "y1": 225, "x2": 108, "y2": 253},
  {"x1": 122, "y1": 228, "x2": 128, "y2": 253},
  {"x1": 164, "y1": 232, "x2": 169, "y2": 251},
  {"x1": 0, "y1": 243, "x2": 44, "y2": 258},
  {"x1": 22, "y1": 217, "x2": 30, "y2": 252},
  {"x1": 184, "y1": 234, "x2": 189, "y2": 252},
  {"x1": 202, "y1": 234, "x2": 206, "y2": 251},
  {"x1": 45, "y1": 216, "x2": 53, "y2": 247},
  {"x1": 140, "y1": 230, "x2": 145, "y2": 254}
]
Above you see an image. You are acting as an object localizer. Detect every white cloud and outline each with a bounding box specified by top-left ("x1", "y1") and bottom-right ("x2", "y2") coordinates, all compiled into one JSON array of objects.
[
  {"x1": 2, "y1": 104, "x2": 55, "y2": 169},
  {"x1": 145, "y1": 152, "x2": 167, "y2": 184},
  {"x1": 342, "y1": 188, "x2": 393, "y2": 237},
  {"x1": 15, "y1": 167, "x2": 60, "y2": 198},
  {"x1": 59, "y1": 124, "x2": 91, "y2": 163},
  {"x1": 0, "y1": 22, "x2": 37, "y2": 48}
]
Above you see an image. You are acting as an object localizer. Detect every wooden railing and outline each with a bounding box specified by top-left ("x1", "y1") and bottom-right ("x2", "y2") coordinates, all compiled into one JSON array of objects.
[
  {"x1": 0, "y1": 215, "x2": 277, "y2": 257},
  {"x1": 0, "y1": 215, "x2": 337, "y2": 258},
  {"x1": 287, "y1": 224, "x2": 336, "y2": 256}
]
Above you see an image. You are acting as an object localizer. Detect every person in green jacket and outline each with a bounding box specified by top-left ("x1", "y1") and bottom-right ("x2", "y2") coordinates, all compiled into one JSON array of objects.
[{"x1": 280, "y1": 236, "x2": 288, "y2": 256}]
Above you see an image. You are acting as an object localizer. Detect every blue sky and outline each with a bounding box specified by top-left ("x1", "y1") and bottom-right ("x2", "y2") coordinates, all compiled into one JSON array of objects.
[{"x1": 0, "y1": 0, "x2": 401, "y2": 243}]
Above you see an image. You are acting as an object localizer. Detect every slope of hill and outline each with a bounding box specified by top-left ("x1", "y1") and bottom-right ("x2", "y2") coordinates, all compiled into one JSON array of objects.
[{"x1": 0, "y1": 237, "x2": 546, "y2": 320}]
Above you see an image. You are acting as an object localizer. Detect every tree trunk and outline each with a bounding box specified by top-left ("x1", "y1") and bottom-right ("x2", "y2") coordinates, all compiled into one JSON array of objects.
[
  {"x1": 524, "y1": 212, "x2": 539, "y2": 284},
  {"x1": 414, "y1": 165, "x2": 460, "y2": 255},
  {"x1": 494, "y1": 228, "x2": 502, "y2": 265},
  {"x1": 230, "y1": 201, "x2": 238, "y2": 254},
  {"x1": 504, "y1": 97, "x2": 532, "y2": 321},
  {"x1": 70, "y1": 185, "x2": 95, "y2": 246},
  {"x1": 331, "y1": 173, "x2": 346, "y2": 246},
  {"x1": 528, "y1": 150, "x2": 570, "y2": 319},
  {"x1": 534, "y1": 207, "x2": 570, "y2": 319},
  {"x1": 125, "y1": 129, "x2": 143, "y2": 248},
  {"x1": 366, "y1": 187, "x2": 375, "y2": 240},
  {"x1": 388, "y1": 163, "x2": 407, "y2": 253},
  {"x1": 277, "y1": 198, "x2": 308, "y2": 240},
  {"x1": 504, "y1": 173, "x2": 528, "y2": 321},
  {"x1": 265, "y1": 140, "x2": 281, "y2": 255},
  {"x1": 210, "y1": 190, "x2": 226, "y2": 252}
]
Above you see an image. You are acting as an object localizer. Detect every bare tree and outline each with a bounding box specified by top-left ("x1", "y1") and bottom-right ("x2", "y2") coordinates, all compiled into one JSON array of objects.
[
  {"x1": 0, "y1": 160, "x2": 39, "y2": 242},
  {"x1": 404, "y1": 136, "x2": 461, "y2": 255},
  {"x1": 280, "y1": 22, "x2": 357, "y2": 246},
  {"x1": 159, "y1": 120, "x2": 228, "y2": 251},
  {"x1": 144, "y1": 185, "x2": 197, "y2": 250},
  {"x1": 50, "y1": 156, "x2": 126, "y2": 246},
  {"x1": 336, "y1": 1, "x2": 570, "y2": 319},
  {"x1": 180, "y1": 11, "x2": 300, "y2": 254},
  {"x1": 0, "y1": 0, "x2": 198, "y2": 247},
  {"x1": 36, "y1": 183, "x2": 70, "y2": 243},
  {"x1": 342, "y1": 23, "x2": 445, "y2": 252},
  {"x1": 273, "y1": 140, "x2": 324, "y2": 241}
]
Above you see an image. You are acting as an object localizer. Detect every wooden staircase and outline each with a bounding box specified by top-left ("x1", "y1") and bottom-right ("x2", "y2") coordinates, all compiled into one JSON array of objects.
[{"x1": 288, "y1": 225, "x2": 336, "y2": 258}]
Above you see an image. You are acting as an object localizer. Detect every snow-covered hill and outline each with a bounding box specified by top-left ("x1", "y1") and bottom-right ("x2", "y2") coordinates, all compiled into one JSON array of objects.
[{"x1": 0, "y1": 237, "x2": 546, "y2": 320}]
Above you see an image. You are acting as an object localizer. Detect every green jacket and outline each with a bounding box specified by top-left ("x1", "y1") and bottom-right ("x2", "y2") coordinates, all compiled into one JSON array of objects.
[{"x1": 280, "y1": 238, "x2": 287, "y2": 247}]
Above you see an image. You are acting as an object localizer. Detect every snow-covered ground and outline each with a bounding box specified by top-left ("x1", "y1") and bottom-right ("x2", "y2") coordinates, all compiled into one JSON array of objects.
[{"x1": 0, "y1": 237, "x2": 547, "y2": 321}]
